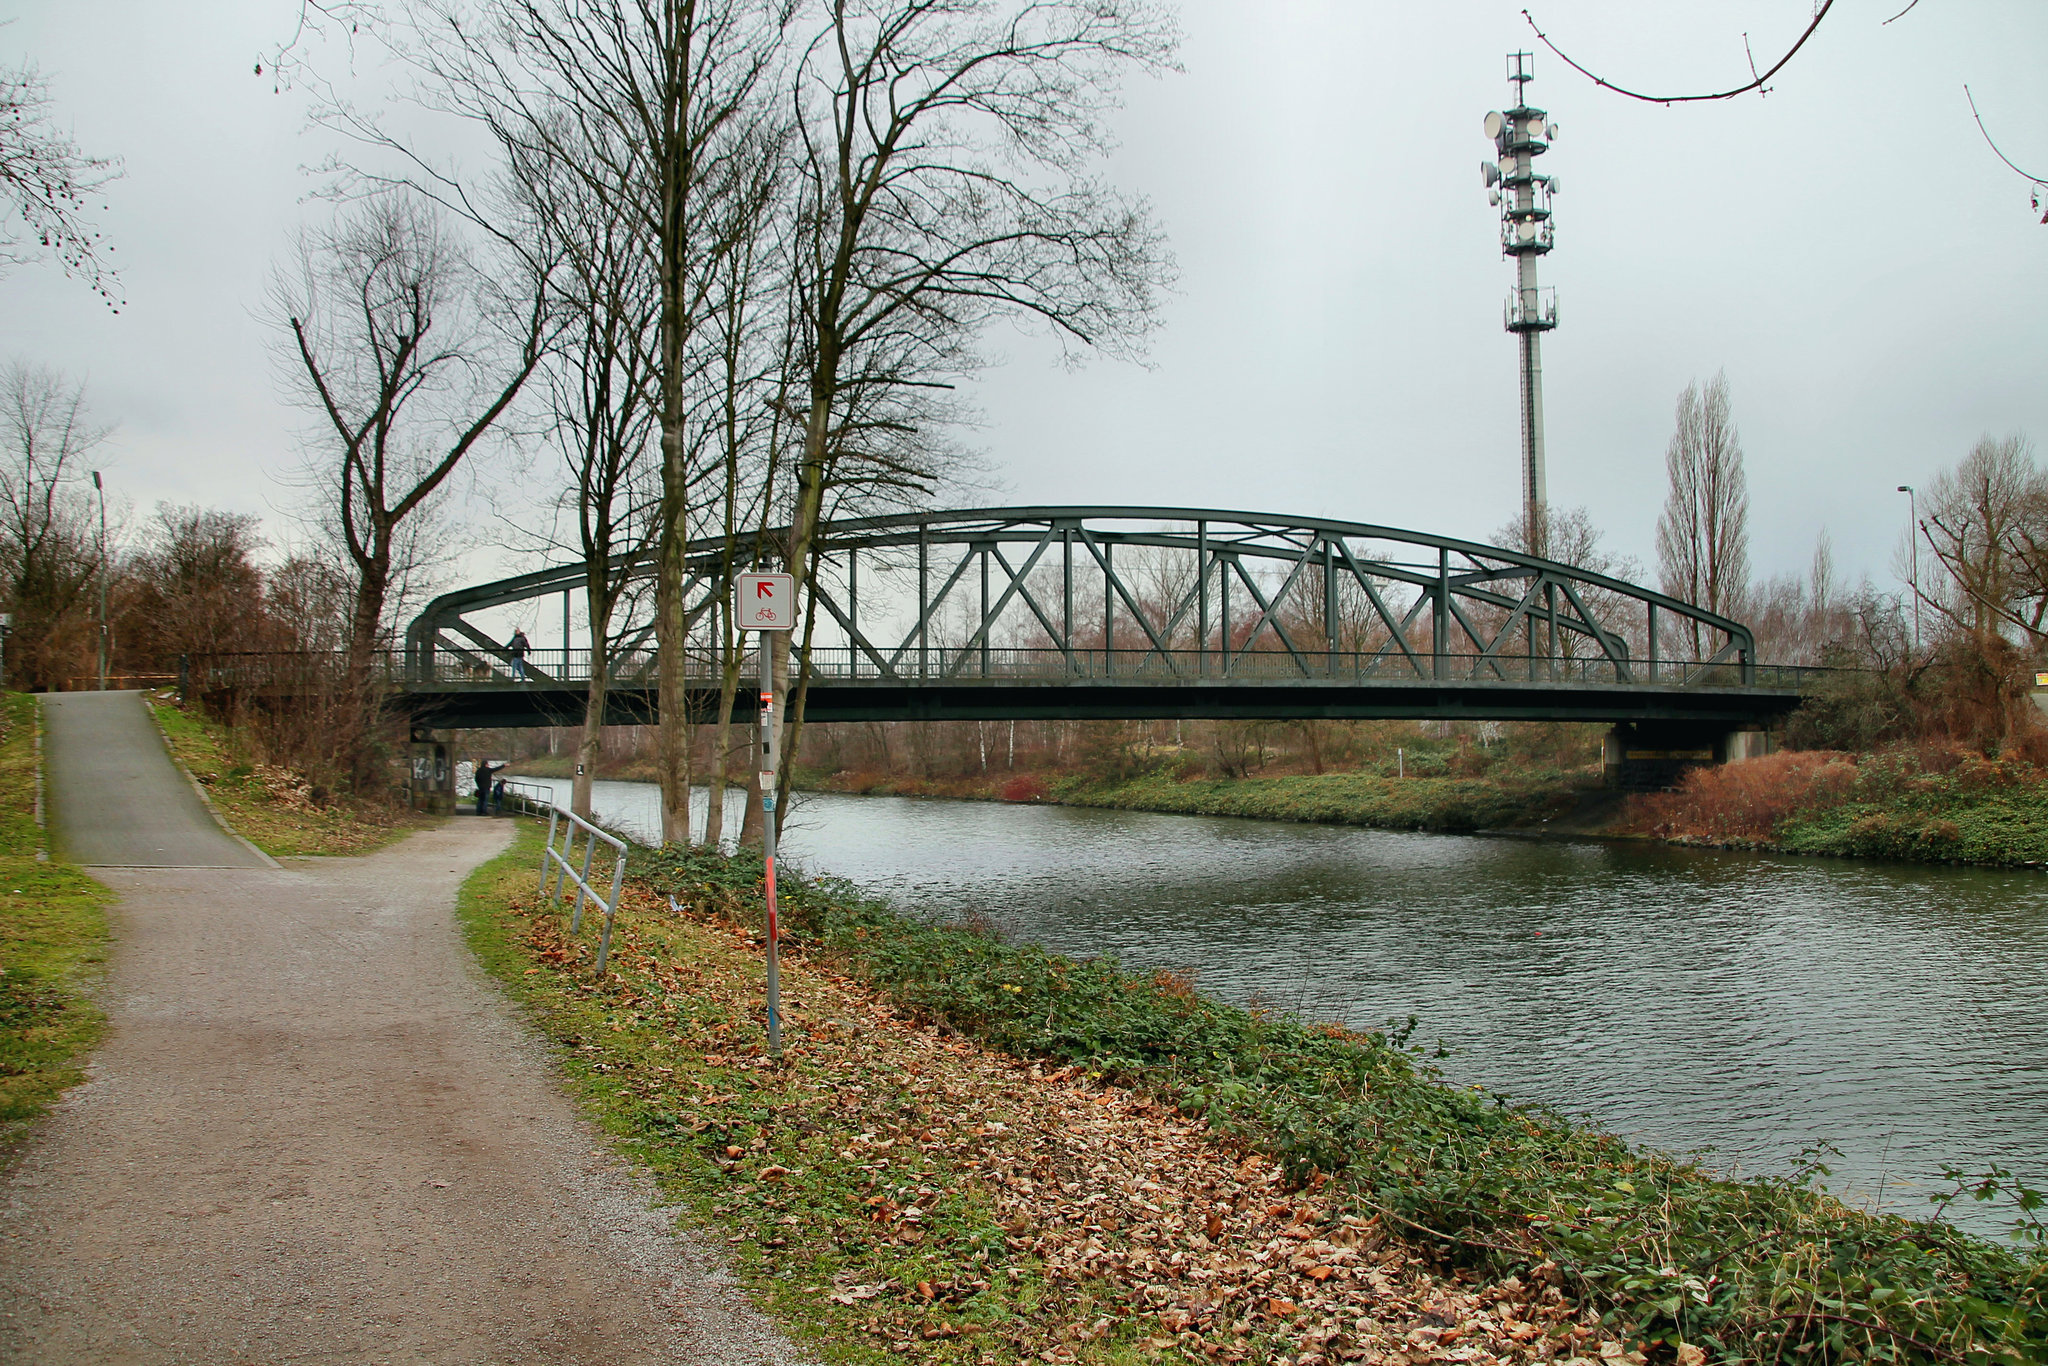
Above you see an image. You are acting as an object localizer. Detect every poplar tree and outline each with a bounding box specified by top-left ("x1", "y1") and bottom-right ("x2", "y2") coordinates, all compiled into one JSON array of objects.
[{"x1": 1655, "y1": 370, "x2": 1750, "y2": 657}]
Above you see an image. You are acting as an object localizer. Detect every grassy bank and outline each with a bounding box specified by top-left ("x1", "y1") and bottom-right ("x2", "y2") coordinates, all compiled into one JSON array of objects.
[
  {"x1": 465, "y1": 829, "x2": 2045, "y2": 1364},
  {"x1": 148, "y1": 696, "x2": 434, "y2": 857},
  {"x1": 805, "y1": 768, "x2": 1593, "y2": 834},
  {"x1": 1628, "y1": 749, "x2": 2048, "y2": 868},
  {"x1": 1054, "y1": 771, "x2": 1590, "y2": 833},
  {"x1": 0, "y1": 694, "x2": 111, "y2": 1156},
  {"x1": 462, "y1": 826, "x2": 1613, "y2": 1364}
]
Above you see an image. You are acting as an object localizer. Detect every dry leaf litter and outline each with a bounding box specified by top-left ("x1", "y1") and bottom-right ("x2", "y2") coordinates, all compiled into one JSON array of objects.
[{"x1": 511, "y1": 883, "x2": 1636, "y2": 1366}]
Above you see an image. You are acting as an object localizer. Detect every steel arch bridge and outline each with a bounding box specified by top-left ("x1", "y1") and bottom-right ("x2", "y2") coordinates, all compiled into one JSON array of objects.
[{"x1": 395, "y1": 506, "x2": 1811, "y2": 732}]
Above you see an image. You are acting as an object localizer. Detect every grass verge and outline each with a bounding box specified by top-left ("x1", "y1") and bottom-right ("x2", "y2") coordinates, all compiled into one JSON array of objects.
[
  {"x1": 0, "y1": 693, "x2": 111, "y2": 1156},
  {"x1": 1052, "y1": 771, "x2": 1588, "y2": 833},
  {"x1": 147, "y1": 696, "x2": 435, "y2": 857},
  {"x1": 799, "y1": 768, "x2": 1590, "y2": 832},
  {"x1": 464, "y1": 828, "x2": 2046, "y2": 1364}
]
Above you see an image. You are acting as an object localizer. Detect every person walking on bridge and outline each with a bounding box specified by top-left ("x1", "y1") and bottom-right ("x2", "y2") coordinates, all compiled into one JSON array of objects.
[
  {"x1": 507, "y1": 628, "x2": 530, "y2": 682},
  {"x1": 473, "y1": 759, "x2": 503, "y2": 817}
]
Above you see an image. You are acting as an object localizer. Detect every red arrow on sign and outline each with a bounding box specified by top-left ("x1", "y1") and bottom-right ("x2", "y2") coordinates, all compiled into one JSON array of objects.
[{"x1": 756, "y1": 581, "x2": 775, "y2": 598}]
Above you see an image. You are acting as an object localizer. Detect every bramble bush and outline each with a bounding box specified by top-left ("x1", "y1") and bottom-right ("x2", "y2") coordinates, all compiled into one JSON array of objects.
[{"x1": 998, "y1": 773, "x2": 1049, "y2": 803}]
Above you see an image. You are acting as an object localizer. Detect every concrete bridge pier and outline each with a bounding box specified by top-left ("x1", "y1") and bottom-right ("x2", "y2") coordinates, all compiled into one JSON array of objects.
[
  {"x1": 408, "y1": 728, "x2": 457, "y2": 814},
  {"x1": 1602, "y1": 721, "x2": 1774, "y2": 792}
]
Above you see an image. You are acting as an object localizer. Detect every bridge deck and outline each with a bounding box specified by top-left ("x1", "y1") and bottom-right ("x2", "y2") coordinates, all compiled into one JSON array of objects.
[
  {"x1": 394, "y1": 675, "x2": 1806, "y2": 729},
  {"x1": 185, "y1": 647, "x2": 1816, "y2": 729}
]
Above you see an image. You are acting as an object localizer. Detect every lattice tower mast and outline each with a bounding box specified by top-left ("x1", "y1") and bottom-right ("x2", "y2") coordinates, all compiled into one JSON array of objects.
[{"x1": 1483, "y1": 52, "x2": 1560, "y2": 556}]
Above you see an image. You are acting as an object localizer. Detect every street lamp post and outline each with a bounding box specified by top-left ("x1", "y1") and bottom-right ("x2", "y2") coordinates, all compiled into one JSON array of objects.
[
  {"x1": 92, "y1": 470, "x2": 108, "y2": 690},
  {"x1": 1896, "y1": 484, "x2": 1920, "y2": 652}
]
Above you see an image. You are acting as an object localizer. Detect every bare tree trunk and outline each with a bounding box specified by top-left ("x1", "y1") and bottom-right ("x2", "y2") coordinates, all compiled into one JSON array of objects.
[
  {"x1": 572, "y1": 575, "x2": 615, "y2": 819},
  {"x1": 347, "y1": 552, "x2": 389, "y2": 675},
  {"x1": 654, "y1": 494, "x2": 693, "y2": 843},
  {"x1": 706, "y1": 597, "x2": 739, "y2": 846}
]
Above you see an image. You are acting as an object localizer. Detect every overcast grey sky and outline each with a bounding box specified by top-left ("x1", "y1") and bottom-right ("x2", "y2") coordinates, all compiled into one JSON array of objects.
[{"x1": 5, "y1": 1, "x2": 2046, "y2": 601}]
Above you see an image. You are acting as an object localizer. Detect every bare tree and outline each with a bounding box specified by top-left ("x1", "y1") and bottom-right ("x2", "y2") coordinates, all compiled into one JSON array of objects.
[
  {"x1": 1918, "y1": 433, "x2": 2048, "y2": 647},
  {"x1": 1491, "y1": 502, "x2": 1643, "y2": 662},
  {"x1": 117, "y1": 505, "x2": 269, "y2": 664},
  {"x1": 0, "y1": 58, "x2": 122, "y2": 308},
  {"x1": 701, "y1": 178, "x2": 797, "y2": 848},
  {"x1": 1655, "y1": 370, "x2": 1750, "y2": 656},
  {"x1": 1738, "y1": 528, "x2": 1867, "y2": 666},
  {"x1": 770, "y1": 0, "x2": 1179, "y2": 826},
  {"x1": 361, "y1": 0, "x2": 791, "y2": 842},
  {"x1": 276, "y1": 193, "x2": 547, "y2": 677},
  {"x1": 0, "y1": 361, "x2": 110, "y2": 688},
  {"x1": 522, "y1": 138, "x2": 666, "y2": 820},
  {"x1": 267, "y1": 553, "x2": 357, "y2": 654}
]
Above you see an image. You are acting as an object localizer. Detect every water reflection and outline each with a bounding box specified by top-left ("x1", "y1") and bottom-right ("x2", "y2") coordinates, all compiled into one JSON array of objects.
[{"x1": 517, "y1": 775, "x2": 2048, "y2": 1236}]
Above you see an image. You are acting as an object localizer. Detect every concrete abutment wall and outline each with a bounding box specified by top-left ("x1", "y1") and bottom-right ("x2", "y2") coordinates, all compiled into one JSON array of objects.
[{"x1": 1602, "y1": 721, "x2": 1775, "y2": 792}]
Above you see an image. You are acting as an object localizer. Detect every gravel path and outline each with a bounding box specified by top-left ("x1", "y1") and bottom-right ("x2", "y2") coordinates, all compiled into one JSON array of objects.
[{"x1": 0, "y1": 816, "x2": 809, "y2": 1365}]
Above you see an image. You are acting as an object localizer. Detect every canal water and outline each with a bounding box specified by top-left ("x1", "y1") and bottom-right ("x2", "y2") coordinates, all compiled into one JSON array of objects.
[{"x1": 520, "y1": 775, "x2": 2048, "y2": 1238}]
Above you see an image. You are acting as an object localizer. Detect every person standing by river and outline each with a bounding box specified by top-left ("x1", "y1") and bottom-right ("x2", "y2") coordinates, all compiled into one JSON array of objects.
[{"x1": 473, "y1": 759, "x2": 503, "y2": 816}]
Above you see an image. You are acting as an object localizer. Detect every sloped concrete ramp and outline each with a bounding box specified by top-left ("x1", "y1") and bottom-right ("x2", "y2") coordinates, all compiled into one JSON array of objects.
[{"x1": 40, "y1": 690, "x2": 272, "y2": 869}]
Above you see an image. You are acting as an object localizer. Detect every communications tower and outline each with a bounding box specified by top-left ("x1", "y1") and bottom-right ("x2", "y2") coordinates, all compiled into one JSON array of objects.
[{"x1": 1482, "y1": 52, "x2": 1560, "y2": 556}]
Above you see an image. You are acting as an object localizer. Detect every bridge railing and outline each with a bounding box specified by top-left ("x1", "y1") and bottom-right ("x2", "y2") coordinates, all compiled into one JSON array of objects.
[
  {"x1": 780, "y1": 647, "x2": 1823, "y2": 689},
  {"x1": 180, "y1": 647, "x2": 1827, "y2": 693}
]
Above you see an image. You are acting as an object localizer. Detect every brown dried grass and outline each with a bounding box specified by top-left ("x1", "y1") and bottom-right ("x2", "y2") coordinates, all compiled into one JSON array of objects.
[{"x1": 1628, "y1": 750, "x2": 1859, "y2": 844}]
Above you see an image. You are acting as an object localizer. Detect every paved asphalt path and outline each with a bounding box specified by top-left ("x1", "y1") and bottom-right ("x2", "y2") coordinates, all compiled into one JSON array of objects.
[
  {"x1": 1, "y1": 699, "x2": 805, "y2": 1365},
  {"x1": 40, "y1": 691, "x2": 271, "y2": 869}
]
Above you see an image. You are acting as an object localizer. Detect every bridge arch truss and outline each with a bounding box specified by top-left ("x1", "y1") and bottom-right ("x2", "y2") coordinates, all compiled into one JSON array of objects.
[{"x1": 403, "y1": 507, "x2": 1775, "y2": 725}]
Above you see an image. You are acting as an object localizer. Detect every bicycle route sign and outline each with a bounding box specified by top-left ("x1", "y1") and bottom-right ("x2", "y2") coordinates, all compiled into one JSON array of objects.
[{"x1": 735, "y1": 572, "x2": 796, "y2": 631}]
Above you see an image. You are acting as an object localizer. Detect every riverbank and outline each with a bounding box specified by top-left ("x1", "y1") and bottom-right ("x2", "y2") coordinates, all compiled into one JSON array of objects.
[
  {"x1": 462, "y1": 826, "x2": 1613, "y2": 1364},
  {"x1": 507, "y1": 753, "x2": 663, "y2": 783},
  {"x1": 1620, "y1": 748, "x2": 2048, "y2": 868},
  {"x1": 0, "y1": 694, "x2": 110, "y2": 1157},
  {"x1": 464, "y1": 827, "x2": 2047, "y2": 1364},
  {"x1": 801, "y1": 767, "x2": 1595, "y2": 834},
  {"x1": 516, "y1": 741, "x2": 2048, "y2": 870}
]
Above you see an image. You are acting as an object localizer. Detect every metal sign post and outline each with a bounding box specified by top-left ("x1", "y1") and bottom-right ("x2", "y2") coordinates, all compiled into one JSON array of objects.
[{"x1": 736, "y1": 571, "x2": 795, "y2": 1061}]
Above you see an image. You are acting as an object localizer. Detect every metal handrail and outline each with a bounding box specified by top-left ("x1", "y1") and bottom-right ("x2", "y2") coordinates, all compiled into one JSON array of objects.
[
  {"x1": 176, "y1": 645, "x2": 1841, "y2": 693},
  {"x1": 499, "y1": 777, "x2": 553, "y2": 814},
  {"x1": 539, "y1": 804, "x2": 629, "y2": 975}
]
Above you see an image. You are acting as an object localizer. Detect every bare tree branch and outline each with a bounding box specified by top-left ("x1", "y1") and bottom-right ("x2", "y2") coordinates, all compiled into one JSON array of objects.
[
  {"x1": 1521, "y1": 2, "x2": 1834, "y2": 105},
  {"x1": 0, "y1": 60, "x2": 123, "y2": 308},
  {"x1": 274, "y1": 193, "x2": 549, "y2": 679}
]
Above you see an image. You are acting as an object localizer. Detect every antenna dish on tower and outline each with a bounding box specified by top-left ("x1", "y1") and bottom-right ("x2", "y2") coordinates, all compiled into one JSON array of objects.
[
  {"x1": 1527, "y1": 117, "x2": 1546, "y2": 140},
  {"x1": 1481, "y1": 161, "x2": 1501, "y2": 187},
  {"x1": 1483, "y1": 111, "x2": 1505, "y2": 139}
]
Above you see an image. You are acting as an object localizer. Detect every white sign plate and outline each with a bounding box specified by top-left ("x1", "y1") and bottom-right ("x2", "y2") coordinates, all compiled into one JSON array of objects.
[{"x1": 735, "y1": 572, "x2": 796, "y2": 631}]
